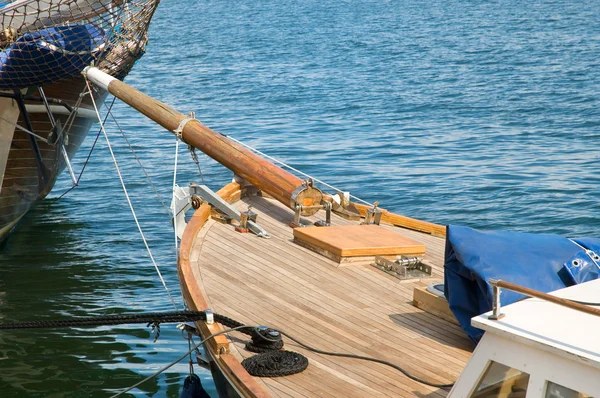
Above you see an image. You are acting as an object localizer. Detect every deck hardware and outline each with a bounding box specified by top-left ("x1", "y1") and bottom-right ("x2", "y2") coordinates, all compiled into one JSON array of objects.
[
  {"x1": 289, "y1": 178, "x2": 324, "y2": 217},
  {"x1": 191, "y1": 195, "x2": 202, "y2": 209},
  {"x1": 373, "y1": 256, "x2": 430, "y2": 280},
  {"x1": 314, "y1": 201, "x2": 332, "y2": 227},
  {"x1": 172, "y1": 184, "x2": 193, "y2": 239},
  {"x1": 363, "y1": 201, "x2": 382, "y2": 225},
  {"x1": 39, "y1": 87, "x2": 79, "y2": 186},
  {"x1": 236, "y1": 206, "x2": 257, "y2": 233},
  {"x1": 331, "y1": 190, "x2": 362, "y2": 220},
  {"x1": 174, "y1": 111, "x2": 197, "y2": 137},
  {"x1": 189, "y1": 183, "x2": 271, "y2": 238},
  {"x1": 488, "y1": 279, "x2": 505, "y2": 320},
  {"x1": 291, "y1": 204, "x2": 305, "y2": 228},
  {"x1": 291, "y1": 203, "x2": 324, "y2": 228},
  {"x1": 205, "y1": 309, "x2": 214, "y2": 325},
  {"x1": 177, "y1": 322, "x2": 201, "y2": 337}
]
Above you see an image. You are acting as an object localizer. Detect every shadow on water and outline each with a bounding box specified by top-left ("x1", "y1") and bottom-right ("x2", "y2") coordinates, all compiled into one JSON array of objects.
[{"x1": 0, "y1": 201, "x2": 214, "y2": 397}]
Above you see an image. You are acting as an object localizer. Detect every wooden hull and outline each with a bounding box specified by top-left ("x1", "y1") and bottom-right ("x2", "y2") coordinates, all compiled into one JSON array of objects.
[{"x1": 0, "y1": 76, "x2": 105, "y2": 241}]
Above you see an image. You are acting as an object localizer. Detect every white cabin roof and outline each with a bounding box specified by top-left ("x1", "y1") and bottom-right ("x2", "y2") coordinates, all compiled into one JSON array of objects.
[{"x1": 473, "y1": 279, "x2": 600, "y2": 369}]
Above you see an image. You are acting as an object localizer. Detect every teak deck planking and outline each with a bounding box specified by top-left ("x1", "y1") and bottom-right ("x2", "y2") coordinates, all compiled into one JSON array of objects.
[{"x1": 184, "y1": 186, "x2": 473, "y2": 398}]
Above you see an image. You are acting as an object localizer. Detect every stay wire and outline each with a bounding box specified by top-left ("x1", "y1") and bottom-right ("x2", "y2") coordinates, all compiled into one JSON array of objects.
[
  {"x1": 173, "y1": 135, "x2": 180, "y2": 255},
  {"x1": 85, "y1": 79, "x2": 178, "y2": 310},
  {"x1": 0, "y1": 114, "x2": 49, "y2": 143},
  {"x1": 278, "y1": 330, "x2": 455, "y2": 389},
  {"x1": 56, "y1": 96, "x2": 117, "y2": 200},
  {"x1": 104, "y1": 103, "x2": 170, "y2": 214},
  {"x1": 224, "y1": 134, "x2": 374, "y2": 206},
  {"x1": 188, "y1": 146, "x2": 206, "y2": 184},
  {"x1": 109, "y1": 326, "x2": 249, "y2": 398}
]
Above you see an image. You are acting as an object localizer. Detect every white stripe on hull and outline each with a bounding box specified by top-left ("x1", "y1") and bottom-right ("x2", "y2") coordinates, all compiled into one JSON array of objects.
[{"x1": 24, "y1": 104, "x2": 98, "y2": 119}]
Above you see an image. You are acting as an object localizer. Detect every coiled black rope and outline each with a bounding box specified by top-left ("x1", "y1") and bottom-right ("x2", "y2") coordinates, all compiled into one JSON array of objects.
[{"x1": 242, "y1": 351, "x2": 309, "y2": 377}]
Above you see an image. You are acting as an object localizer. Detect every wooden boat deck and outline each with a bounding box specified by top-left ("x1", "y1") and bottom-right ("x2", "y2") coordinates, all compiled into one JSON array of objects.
[{"x1": 185, "y1": 189, "x2": 473, "y2": 397}]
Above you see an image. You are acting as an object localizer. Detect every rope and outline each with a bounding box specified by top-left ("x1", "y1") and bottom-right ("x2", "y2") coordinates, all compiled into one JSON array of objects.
[
  {"x1": 0, "y1": 308, "x2": 454, "y2": 388},
  {"x1": 0, "y1": 310, "x2": 248, "y2": 332},
  {"x1": 85, "y1": 78, "x2": 179, "y2": 310},
  {"x1": 242, "y1": 351, "x2": 308, "y2": 377},
  {"x1": 224, "y1": 134, "x2": 374, "y2": 206},
  {"x1": 568, "y1": 238, "x2": 600, "y2": 269},
  {"x1": 278, "y1": 330, "x2": 455, "y2": 389}
]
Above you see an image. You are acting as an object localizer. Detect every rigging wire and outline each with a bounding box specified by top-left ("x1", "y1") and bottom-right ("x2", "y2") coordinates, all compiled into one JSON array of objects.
[
  {"x1": 172, "y1": 135, "x2": 180, "y2": 255},
  {"x1": 0, "y1": 114, "x2": 49, "y2": 143},
  {"x1": 188, "y1": 145, "x2": 206, "y2": 184},
  {"x1": 56, "y1": 96, "x2": 117, "y2": 200},
  {"x1": 224, "y1": 134, "x2": 374, "y2": 206},
  {"x1": 104, "y1": 103, "x2": 171, "y2": 214},
  {"x1": 85, "y1": 78, "x2": 178, "y2": 310},
  {"x1": 108, "y1": 326, "x2": 249, "y2": 398}
]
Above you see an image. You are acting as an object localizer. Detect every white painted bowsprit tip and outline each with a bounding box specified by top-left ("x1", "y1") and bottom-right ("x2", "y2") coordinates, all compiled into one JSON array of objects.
[{"x1": 83, "y1": 67, "x2": 116, "y2": 91}]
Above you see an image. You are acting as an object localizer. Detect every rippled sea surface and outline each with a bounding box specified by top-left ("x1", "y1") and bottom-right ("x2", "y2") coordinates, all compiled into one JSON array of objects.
[{"x1": 1, "y1": 0, "x2": 600, "y2": 396}]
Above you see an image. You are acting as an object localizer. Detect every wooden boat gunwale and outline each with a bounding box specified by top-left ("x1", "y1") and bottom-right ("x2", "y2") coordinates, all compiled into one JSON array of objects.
[{"x1": 178, "y1": 181, "x2": 270, "y2": 398}]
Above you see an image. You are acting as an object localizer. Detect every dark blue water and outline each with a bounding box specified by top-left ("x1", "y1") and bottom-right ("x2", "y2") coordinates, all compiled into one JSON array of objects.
[{"x1": 2, "y1": 0, "x2": 600, "y2": 396}]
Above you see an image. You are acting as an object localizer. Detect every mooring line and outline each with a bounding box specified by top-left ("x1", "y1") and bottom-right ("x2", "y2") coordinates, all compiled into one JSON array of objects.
[{"x1": 85, "y1": 78, "x2": 178, "y2": 310}]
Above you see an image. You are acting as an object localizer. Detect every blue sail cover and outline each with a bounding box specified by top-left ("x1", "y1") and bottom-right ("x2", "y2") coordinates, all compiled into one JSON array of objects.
[
  {"x1": 0, "y1": 24, "x2": 106, "y2": 90},
  {"x1": 444, "y1": 225, "x2": 600, "y2": 343}
]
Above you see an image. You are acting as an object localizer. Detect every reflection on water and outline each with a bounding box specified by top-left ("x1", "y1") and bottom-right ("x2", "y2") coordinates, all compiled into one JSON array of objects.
[{"x1": 0, "y1": 200, "x2": 215, "y2": 397}]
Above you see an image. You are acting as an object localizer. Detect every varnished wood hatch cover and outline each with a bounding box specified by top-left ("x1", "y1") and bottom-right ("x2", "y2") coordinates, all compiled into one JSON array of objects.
[{"x1": 292, "y1": 224, "x2": 426, "y2": 263}]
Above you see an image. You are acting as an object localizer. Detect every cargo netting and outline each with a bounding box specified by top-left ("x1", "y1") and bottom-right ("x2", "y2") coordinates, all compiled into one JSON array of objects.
[{"x1": 0, "y1": 0, "x2": 160, "y2": 89}]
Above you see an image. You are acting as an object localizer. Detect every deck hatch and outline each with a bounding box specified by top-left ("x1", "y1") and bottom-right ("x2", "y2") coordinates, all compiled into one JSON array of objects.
[{"x1": 292, "y1": 224, "x2": 426, "y2": 265}]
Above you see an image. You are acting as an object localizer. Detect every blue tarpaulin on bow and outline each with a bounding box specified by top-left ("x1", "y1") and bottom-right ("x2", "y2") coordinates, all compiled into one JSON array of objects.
[
  {"x1": 444, "y1": 225, "x2": 600, "y2": 343},
  {"x1": 0, "y1": 24, "x2": 106, "y2": 90}
]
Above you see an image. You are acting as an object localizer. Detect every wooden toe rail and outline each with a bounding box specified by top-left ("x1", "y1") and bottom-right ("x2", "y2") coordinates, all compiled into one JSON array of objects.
[{"x1": 178, "y1": 181, "x2": 270, "y2": 398}]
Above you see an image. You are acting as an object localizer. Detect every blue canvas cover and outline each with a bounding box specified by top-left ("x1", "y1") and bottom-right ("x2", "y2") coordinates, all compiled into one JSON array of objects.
[
  {"x1": 444, "y1": 225, "x2": 600, "y2": 343},
  {"x1": 0, "y1": 24, "x2": 106, "y2": 90}
]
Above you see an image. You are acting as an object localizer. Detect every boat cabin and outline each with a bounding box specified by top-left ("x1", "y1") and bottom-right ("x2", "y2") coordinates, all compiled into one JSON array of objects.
[{"x1": 450, "y1": 279, "x2": 600, "y2": 397}]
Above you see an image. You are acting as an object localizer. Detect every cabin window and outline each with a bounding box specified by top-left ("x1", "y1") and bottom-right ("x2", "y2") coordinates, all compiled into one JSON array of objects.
[
  {"x1": 545, "y1": 381, "x2": 593, "y2": 398},
  {"x1": 470, "y1": 361, "x2": 529, "y2": 398}
]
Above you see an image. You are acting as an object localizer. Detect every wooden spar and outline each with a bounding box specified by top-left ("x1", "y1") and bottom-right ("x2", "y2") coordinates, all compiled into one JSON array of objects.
[{"x1": 83, "y1": 67, "x2": 323, "y2": 214}]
